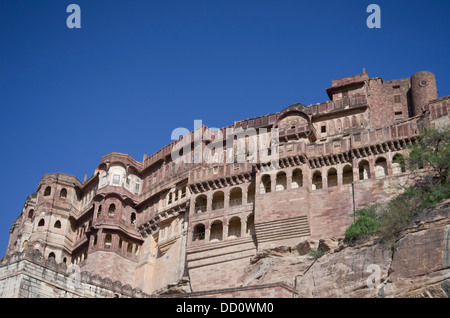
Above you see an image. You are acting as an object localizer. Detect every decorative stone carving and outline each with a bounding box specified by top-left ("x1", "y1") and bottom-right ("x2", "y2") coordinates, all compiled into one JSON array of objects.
[
  {"x1": 57, "y1": 262, "x2": 67, "y2": 274},
  {"x1": 33, "y1": 251, "x2": 45, "y2": 265},
  {"x1": 90, "y1": 274, "x2": 103, "y2": 286},
  {"x1": 112, "y1": 280, "x2": 122, "y2": 293},
  {"x1": 132, "y1": 288, "x2": 143, "y2": 298},
  {"x1": 121, "y1": 284, "x2": 133, "y2": 297},
  {"x1": 102, "y1": 277, "x2": 113, "y2": 289},
  {"x1": 80, "y1": 271, "x2": 91, "y2": 283},
  {"x1": 45, "y1": 257, "x2": 58, "y2": 270}
]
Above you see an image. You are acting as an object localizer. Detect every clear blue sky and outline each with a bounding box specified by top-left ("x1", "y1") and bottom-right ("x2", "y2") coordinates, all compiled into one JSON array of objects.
[{"x1": 0, "y1": 0, "x2": 449, "y2": 255}]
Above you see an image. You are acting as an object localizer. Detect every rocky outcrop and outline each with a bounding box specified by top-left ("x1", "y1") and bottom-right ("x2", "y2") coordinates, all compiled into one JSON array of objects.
[
  {"x1": 152, "y1": 277, "x2": 192, "y2": 295},
  {"x1": 242, "y1": 199, "x2": 450, "y2": 298}
]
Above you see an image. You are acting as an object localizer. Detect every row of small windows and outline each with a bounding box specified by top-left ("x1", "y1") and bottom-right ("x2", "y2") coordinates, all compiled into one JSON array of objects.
[
  {"x1": 167, "y1": 186, "x2": 187, "y2": 205},
  {"x1": 92, "y1": 234, "x2": 139, "y2": 255},
  {"x1": 43, "y1": 186, "x2": 67, "y2": 198},
  {"x1": 259, "y1": 154, "x2": 408, "y2": 192},
  {"x1": 103, "y1": 174, "x2": 140, "y2": 193},
  {"x1": 192, "y1": 214, "x2": 255, "y2": 242},
  {"x1": 36, "y1": 219, "x2": 61, "y2": 229},
  {"x1": 194, "y1": 185, "x2": 256, "y2": 213},
  {"x1": 319, "y1": 115, "x2": 366, "y2": 136},
  {"x1": 96, "y1": 204, "x2": 136, "y2": 225}
]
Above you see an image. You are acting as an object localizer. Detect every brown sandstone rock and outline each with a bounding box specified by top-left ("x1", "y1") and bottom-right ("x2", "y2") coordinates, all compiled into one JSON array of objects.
[{"x1": 241, "y1": 199, "x2": 450, "y2": 298}]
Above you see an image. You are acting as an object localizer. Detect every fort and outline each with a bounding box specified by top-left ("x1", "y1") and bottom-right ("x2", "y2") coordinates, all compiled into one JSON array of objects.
[{"x1": 1, "y1": 68, "x2": 449, "y2": 298}]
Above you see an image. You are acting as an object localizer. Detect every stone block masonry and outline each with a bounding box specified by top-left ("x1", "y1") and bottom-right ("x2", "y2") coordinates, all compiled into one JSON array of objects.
[{"x1": 2, "y1": 68, "x2": 449, "y2": 298}]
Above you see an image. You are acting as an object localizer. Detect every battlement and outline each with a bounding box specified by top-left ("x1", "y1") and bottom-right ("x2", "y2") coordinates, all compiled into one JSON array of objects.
[
  {"x1": 4, "y1": 69, "x2": 448, "y2": 298},
  {"x1": 0, "y1": 248, "x2": 149, "y2": 298}
]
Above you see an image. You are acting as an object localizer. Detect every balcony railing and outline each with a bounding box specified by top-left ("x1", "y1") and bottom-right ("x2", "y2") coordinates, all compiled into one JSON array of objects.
[
  {"x1": 342, "y1": 176, "x2": 354, "y2": 184},
  {"x1": 327, "y1": 179, "x2": 338, "y2": 188},
  {"x1": 228, "y1": 230, "x2": 241, "y2": 238},
  {"x1": 312, "y1": 181, "x2": 323, "y2": 190},
  {"x1": 229, "y1": 198, "x2": 242, "y2": 207},
  {"x1": 196, "y1": 205, "x2": 207, "y2": 213},
  {"x1": 210, "y1": 233, "x2": 223, "y2": 241},
  {"x1": 193, "y1": 232, "x2": 205, "y2": 241},
  {"x1": 211, "y1": 202, "x2": 224, "y2": 211}
]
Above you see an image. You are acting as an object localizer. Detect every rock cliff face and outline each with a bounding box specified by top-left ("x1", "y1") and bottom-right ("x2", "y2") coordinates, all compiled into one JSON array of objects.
[{"x1": 242, "y1": 199, "x2": 450, "y2": 298}]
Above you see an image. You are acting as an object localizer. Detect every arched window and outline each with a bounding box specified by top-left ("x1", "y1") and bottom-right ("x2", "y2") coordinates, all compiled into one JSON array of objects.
[
  {"x1": 130, "y1": 213, "x2": 136, "y2": 225},
  {"x1": 212, "y1": 191, "x2": 224, "y2": 211},
  {"x1": 118, "y1": 238, "x2": 123, "y2": 249},
  {"x1": 247, "y1": 184, "x2": 255, "y2": 204},
  {"x1": 28, "y1": 209, "x2": 34, "y2": 219},
  {"x1": 375, "y1": 157, "x2": 388, "y2": 178},
  {"x1": 97, "y1": 205, "x2": 102, "y2": 218},
  {"x1": 292, "y1": 169, "x2": 303, "y2": 189},
  {"x1": 60, "y1": 188, "x2": 67, "y2": 198},
  {"x1": 127, "y1": 242, "x2": 133, "y2": 253},
  {"x1": 359, "y1": 160, "x2": 370, "y2": 180},
  {"x1": 260, "y1": 175, "x2": 271, "y2": 194},
  {"x1": 342, "y1": 165, "x2": 354, "y2": 184},
  {"x1": 48, "y1": 252, "x2": 56, "y2": 259},
  {"x1": 392, "y1": 154, "x2": 406, "y2": 175},
  {"x1": 193, "y1": 224, "x2": 205, "y2": 241},
  {"x1": 104, "y1": 234, "x2": 112, "y2": 249},
  {"x1": 275, "y1": 172, "x2": 287, "y2": 191},
  {"x1": 210, "y1": 220, "x2": 223, "y2": 241},
  {"x1": 44, "y1": 186, "x2": 51, "y2": 196},
  {"x1": 195, "y1": 195, "x2": 207, "y2": 213},
  {"x1": 327, "y1": 168, "x2": 338, "y2": 188},
  {"x1": 167, "y1": 192, "x2": 173, "y2": 205},
  {"x1": 229, "y1": 188, "x2": 242, "y2": 207},
  {"x1": 22, "y1": 240, "x2": 28, "y2": 249},
  {"x1": 54, "y1": 220, "x2": 61, "y2": 229},
  {"x1": 108, "y1": 204, "x2": 115, "y2": 217},
  {"x1": 38, "y1": 219, "x2": 45, "y2": 227},
  {"x1": 228, "y1": 217, "x2": 241, "y2": 238},
  {"x1": 312, "y1": 171, "x2": 322, "y2": 190}
]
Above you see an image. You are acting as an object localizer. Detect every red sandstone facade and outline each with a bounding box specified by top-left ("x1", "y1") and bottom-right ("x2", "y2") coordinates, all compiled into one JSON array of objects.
[{"x1": 4, "y1": 69, "x2": 449, "y2": 296}]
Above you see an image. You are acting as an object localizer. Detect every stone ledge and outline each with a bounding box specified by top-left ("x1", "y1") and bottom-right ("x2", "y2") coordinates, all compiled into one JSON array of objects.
[{"x1": 0, "y1": 247, "x2": 149, "y2": 298}]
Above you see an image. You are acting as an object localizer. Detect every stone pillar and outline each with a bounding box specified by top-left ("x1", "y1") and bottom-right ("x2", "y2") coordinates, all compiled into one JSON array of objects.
[
  {"x1": 369, "y1": 157, "x2": 376, "y2": 179},
  {"x1": 189, "y1": 196, "x2": 195, "y2": 214},
  {"x1": 270, "y1": 174, "x2": 276, "y2": 193},
  {"x1": 224, "y1": 189, "x2": 230, "y2": 210},
  {"x1": 386, "y1": 152, "x2": 393, "y2": 176},
  {"x1": 353, "y1": 157, "x2": 359, "y2": 182},
  {"x1": 242, "y1": 184, "x2": 248, "y2": 204},
  {"x1": 223, "y1": 218, "x2": 229, "y2": 239},
  {"x1": 206, "y1": 192, "x2": 212, "y2": 212},
  {"x1": 205, "y1": 221, "x2": 210, "y2": 242},
  {"x1": 286, "y1": 168, "x2": 293, "y2": 190},
  {"x1": 337, "y1": 164, "x2": 343, "y2": 186}
]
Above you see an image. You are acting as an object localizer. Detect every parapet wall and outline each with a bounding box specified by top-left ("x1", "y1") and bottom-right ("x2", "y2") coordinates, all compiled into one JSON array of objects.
[{"x1": 0, "y1": 248, "x2": 149, "y2": 298}]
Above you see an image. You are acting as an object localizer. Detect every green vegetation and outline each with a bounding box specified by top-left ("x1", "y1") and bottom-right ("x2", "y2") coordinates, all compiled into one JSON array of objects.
[
  {"x1": 407, "y1": 126, "x2": 450, "y2": 185},
  {"x1": 308, "y1": 248, "x2": 325, "y2": 259},
  {"x1": 344, "y1": 126, "x2": 450, "y2": 247},
  {"x1": 344, "y1": 205, "x2": 381, "y2": 243}
]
